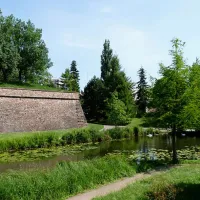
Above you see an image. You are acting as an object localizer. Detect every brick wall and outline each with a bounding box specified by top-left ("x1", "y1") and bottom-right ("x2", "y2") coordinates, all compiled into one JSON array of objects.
[{"x1": 0, "y1": 88, "x2": 87, "y2": 133}]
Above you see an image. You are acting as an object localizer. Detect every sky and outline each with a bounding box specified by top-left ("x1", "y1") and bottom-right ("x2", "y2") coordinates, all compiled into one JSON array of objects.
[{"x1": 1, "y1": 0, "x2": 200, "y2": 90}]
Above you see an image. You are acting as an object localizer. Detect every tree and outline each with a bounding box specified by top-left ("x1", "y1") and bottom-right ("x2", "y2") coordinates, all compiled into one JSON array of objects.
[
  {"x1": 14, "y1": 19, "x2": 52, "y2": 82},
  {"x1": 82, "y1": 76, "x2": 105, "y2": 121},
  {"x1": 0, "y1": 12, "x2": 20, "y2": 82},
  {"x1": 103, "y1": 55, "x2": 136, "y2": 118},
  {"x1": 136, "y1": 67, "x2": 149, "y2": 117},
  {"x1": 180, "y1": 58, "x2": 200, "y2": 130},
  {"x1": 61, "y1": 68, "x2": 72, "y2": 90},
  {"x1": 0, "y1": 10, "x2": 52, "y2": 84},
  {"x1": 107, "y1": 91, "x2": 130, "y2": 125},
  {"x1": 101, "y1": 40, "x2": 113, "y2": 81},
  {"x1": 70, "y1": 60, "x2": 80, "y2": 92},
  {"x1": 152, "y1": 38, "x2": 188, "y2": 163}
]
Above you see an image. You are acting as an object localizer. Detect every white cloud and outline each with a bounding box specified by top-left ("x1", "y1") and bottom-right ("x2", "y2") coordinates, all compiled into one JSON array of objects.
[
  {"x1": 62, "y1": 33, "x2": 96, "y2": 49},
  {"x1": 100, "y1": 7, "x2": 112, "y2": 13}
]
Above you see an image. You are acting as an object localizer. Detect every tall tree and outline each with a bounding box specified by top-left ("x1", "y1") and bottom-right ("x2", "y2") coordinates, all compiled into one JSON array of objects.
[
  {"x1": 14, "y1": 19, "x2": 52, "y2": 82},
  {"x1": 136, "y1": 67, "x2": 149, "y2": 117},
  {"x1": 0, "y1": 12, "x2": 20, "y2": 82},
  {"x1": 104, "y1": 55, "x2": 136, "y2": 119},
  {"x1": 101, "y1": 40, "x2": 113, "y2": 81},
  {"x1": 180, "y1": 58, "x2": 200, "y2": 130},
  {"x1": 152, "y1": 38, "x2": 188, "y2": 163},
  {"x1": 70, "y1": 60, "x2": 80, "y2": 92}
]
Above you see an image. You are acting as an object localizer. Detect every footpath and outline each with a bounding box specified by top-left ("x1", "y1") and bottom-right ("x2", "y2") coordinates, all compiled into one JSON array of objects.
[{"x1": 67, "y1": 166, "x2": 175, "y2": 200}]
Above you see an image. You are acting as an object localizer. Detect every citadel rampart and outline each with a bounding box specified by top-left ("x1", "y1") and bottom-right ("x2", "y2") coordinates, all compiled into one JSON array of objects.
[{"x1": 0, "y1": 88, "x2": 87, "y2": 133}]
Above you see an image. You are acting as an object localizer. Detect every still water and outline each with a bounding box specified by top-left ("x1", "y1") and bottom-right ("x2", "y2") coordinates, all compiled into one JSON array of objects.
[{"x1": 0, "y1": 135, "x2": 200, "y2": 173}]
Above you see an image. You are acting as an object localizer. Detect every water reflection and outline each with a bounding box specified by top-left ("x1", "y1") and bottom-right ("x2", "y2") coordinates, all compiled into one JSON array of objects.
[{"x1": 0, "y1": 135, "x2": 200, "y2": 173}]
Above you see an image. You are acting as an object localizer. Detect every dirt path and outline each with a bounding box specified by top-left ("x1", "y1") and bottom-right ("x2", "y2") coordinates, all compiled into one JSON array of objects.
[{"x1": 67, "y1": 167, "x2": 175, "y2": 200}]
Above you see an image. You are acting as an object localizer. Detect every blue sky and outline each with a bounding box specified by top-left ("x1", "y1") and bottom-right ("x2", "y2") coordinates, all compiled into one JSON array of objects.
[{"x1": 1, "y1": 0, "x2": 200, "y2": 89}]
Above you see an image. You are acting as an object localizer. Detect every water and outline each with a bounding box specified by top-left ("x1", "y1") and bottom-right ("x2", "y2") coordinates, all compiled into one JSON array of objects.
[{"x1": 0, "y1": 135, "x2": 200, "y2": 173}]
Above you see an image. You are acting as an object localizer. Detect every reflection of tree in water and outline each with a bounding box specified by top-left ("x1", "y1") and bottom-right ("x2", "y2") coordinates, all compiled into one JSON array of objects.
[{"x1": 141, "y1": 139, "x2": 148, "y2": 153}]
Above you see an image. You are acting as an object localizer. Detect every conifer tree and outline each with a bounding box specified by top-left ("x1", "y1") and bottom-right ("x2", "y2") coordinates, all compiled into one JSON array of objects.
[
  {"x1": 101, "y1": 40, "x2": 113, "y2": 82},
  {"x1": 70, "y1": 60, "x2": 80, "y2": 92},
  {"x1": 136, "y1": 67, "x2": 149, "y2": 117}
]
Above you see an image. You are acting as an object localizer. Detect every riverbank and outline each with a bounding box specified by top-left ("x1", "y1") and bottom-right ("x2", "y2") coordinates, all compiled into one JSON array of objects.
[
  {"x1": 1, "y1": 153, "x2": 199, "y2": 200},
  {"x1": 94, "y1": 163, "x2": 200, "y2": 200},
  {"x1": 0, "y1": 154, "x2": 136, "y2": 200},
  {"x1": 0, "y1": 125, "x2": 139, "y2": 153}
]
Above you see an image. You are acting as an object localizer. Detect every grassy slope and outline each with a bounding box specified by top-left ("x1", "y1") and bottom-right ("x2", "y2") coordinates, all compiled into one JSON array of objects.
[
  {"x1": 0, "y1": 123, "x2": 103, "y2": 139},
  {"x1": 94, "y1": 164, "x2": 200, "y2": 200},
  {"x1": 0, "y1": 155, "x2": 136, "y2": 200},
  {"x1": 127, "y1": 118, "x2": 144, "y2": 127},
  {"x1": 0, "y1": 82, "x2": 67, "y2": 92}
]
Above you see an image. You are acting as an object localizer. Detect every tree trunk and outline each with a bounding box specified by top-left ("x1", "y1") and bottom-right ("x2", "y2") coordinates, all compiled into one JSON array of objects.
[
  {"x1": 2, "y1": 69, "x2": 7, "y2": 82},
  {"x1": 19, "y1": 69, "x2": 22, "y2": 82},
  {"x1": 172, "y1": 124, "x2": 178, "y2": 164}
]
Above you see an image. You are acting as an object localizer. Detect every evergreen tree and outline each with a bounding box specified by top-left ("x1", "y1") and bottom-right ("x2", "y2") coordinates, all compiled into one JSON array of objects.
[
  {"x1": 136, "y1": 67, "x2": 149, "y2": 117},
  {"x1": 70, "y1": 60, "x2": 80, "y2": 92},
  {"x1": 101, "y1": 40, "x2": 113, "y2": 81}
]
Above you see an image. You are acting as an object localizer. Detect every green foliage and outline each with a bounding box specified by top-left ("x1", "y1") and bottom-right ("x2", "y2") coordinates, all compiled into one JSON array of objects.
[
  {"x1": 0, "y1": 155, "x2": 136, "y2": 200},
  {"x1": 0, "y1": 13, "x2": 20, "y2": 82},
  {"x1": 70, "y1": 60, "x2": 80, "y2": 92},
  {"x1": 82, "y1": 76, "x2": 105, "y2": 121},
  {"x1": 83, "y1": 40, "x2": 136, "y2": 123},
  {"x1": 101, "y1": 39, "x2": 113, "y2": 81},
  {"x1": 180, "y1": 59, "x2": 200, "y2": 130},
  {"x1": 136, "y1": 66, "x2": 149, "y2": 117},
  {"x1": 107, "y1": 92, "x2": 131, "y2": 125},
  {"x1": 151, "y1": 38, "x2": 188, "y2": 130},
  {"x1": 0, "y1": 10, "x2": 52, "y2": 84},
  {"x1": 61, "y1": 68, "x2": 71, "y2": 90},
  {"x1": 60, "y1": 60, "x2": 80, "y2": 92}
]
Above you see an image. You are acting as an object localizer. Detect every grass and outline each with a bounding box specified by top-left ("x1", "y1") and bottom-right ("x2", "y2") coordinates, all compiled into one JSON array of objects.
[
  {"x1": 88, "y1": 123, "x2": 104, "y2": 131},
  {"x1": 127, "y1": 118, "x2": 144, "y2": 128},
  {"x1": 94, "y1": 163, "x2": 200, "y2": 200},
  {"x1": 0, "y1": 82, "x2": 67, "y2": 92},
  {"x1": 0, "y1": 154, "x2": 136, "y2": 200},
  {"x1": 0, "y1": 125, "x2": 137, "y2": 153},
  {"x1": 0, "y1": 123, "x2": 103, "y2": 139}
]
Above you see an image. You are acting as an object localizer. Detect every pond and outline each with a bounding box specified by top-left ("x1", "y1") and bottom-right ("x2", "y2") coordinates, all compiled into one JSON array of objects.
[{"x1": 0, "y1": 135, "x2": 200, "y2": 173}]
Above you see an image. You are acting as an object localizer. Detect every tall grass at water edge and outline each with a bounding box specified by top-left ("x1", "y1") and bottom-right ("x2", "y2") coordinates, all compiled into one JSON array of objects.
[
  {"x1": 0, "y1": 125, "x2": 141, "y2": 152},
  {"x1": 0, "y1": 155, "x2": 136, "y2": 200}
]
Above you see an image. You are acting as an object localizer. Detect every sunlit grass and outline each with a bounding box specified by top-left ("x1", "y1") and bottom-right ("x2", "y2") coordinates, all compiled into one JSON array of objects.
[{"x1": 94, "y1": 164, "x2": 200, "y2": 200}]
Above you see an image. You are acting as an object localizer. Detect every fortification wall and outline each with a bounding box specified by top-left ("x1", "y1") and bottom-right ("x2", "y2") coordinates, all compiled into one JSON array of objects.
[{"x1": 0, "y1": 88, "x2": 87, "y2": 133}]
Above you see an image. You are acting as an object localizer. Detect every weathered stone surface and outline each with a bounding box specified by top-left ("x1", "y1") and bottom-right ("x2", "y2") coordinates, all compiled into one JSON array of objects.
[{"x1": 0, "y1": 88, "x2": 87, "y2": 133}]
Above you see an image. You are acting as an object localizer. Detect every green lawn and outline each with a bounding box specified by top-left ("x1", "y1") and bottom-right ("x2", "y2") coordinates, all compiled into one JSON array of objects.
[
  {"x1": 127, "y1": 118, "x2": 144, "y2": 127},
  {"x1": 0, "y1": 82, "x2": 67, "y2": 92},
  {"x1": 0, "y1": 123, "x2": 103, "y2": 139},
  {"x1": 88, "y1": 123, "x2": 104, "y2": 131},
  {"x1": 94, "y1": 164, "x2": 200, "y2": 200}
]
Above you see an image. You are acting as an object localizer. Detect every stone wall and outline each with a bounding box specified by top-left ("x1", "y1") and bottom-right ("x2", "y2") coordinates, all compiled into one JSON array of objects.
[{"x1": 0, "y1": 88, "x2": 87, "y2": 133}]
